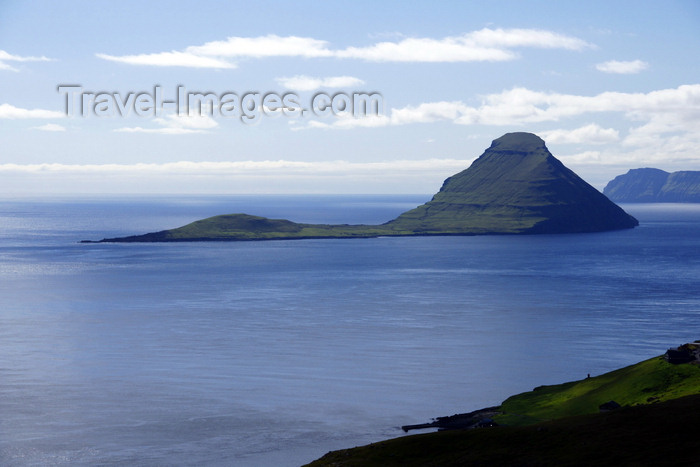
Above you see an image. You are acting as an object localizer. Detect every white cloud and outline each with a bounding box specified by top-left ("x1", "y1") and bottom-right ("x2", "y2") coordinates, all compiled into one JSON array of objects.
[
  {"x1": 276, "y1": 75, "x2": 365, "y2": 91},
  {"x1": 336, "y1": 37, "x2": 515, "y2": 62},
  {"x1": 458, "y1": 84, "x2": 700, "y2": 126},
  {"x1": 558, "y1": 151, "x2": 603, "y2": 164},
  {"x1": 96, "y1": 28, "x2": 592, "y2": 68},
  {"x1": 96, "y1": 35, "x2": 331, "y2": 68},
  {"x1": 391, "y1": 101, "x2": 472, "y2": 125},
  {"x1": 0, "y1": 103, "x2": 64, "y2": 119},
  {"x1": 95, "y1": 51, "x2": 235, "y2": 69},
  {"x1": 540, "y1": 124, "x2": 619, "y2": 144},
  {"x1": 0, "y1": 50, "x2": 53, "y2": 72},
  {"x1": 114, "y1": 113, "x2": 219, "y2": 134},
  {"x1": 299, "y1": 102, "x2": 471, "y2": 130},
  {"x1": 338, "y1": 28, "x2": 591, "y2": 63},
  {"x1": 32, "y1": 123, "x2": 66, "y2": 132},
  {"x1": 596, "y1": 59, "x2": 649, "y2": 74},
  {"x1": 300, "y1": 84, "x2": 700, "y2": 131},
  {"x1": 467, "y1": 28, "x2": 592, "y2": 50},
  {"x1": 302, "y1": 115, "x2": 392, "y2": 130},
  {"x1": 186, "y1": 35, "x2": 334, "y2": 58},
  {"x1": 297, "y1": 84, "x2": 700, "y2": 164}
]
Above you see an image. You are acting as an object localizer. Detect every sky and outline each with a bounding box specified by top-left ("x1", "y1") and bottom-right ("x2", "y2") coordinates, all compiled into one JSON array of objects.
[{"x1": 1, "y1": 0, "x2": 700, "y2": 194}]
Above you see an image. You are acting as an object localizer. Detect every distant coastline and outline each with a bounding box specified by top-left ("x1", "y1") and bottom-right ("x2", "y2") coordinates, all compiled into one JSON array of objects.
[{"x1": 604, "y1": 168, "x2": 700, "y2": 203}]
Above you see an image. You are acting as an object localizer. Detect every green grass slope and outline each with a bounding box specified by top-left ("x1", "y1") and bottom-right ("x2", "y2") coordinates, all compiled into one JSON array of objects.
[
  {"x1": 153, "y1": 214, "x2": 391, "y2": 241},
  {"x1": 497, "y1": 355, "x2": 700, "y2": 426},
  {"x1": 387, "y1": 132, "x2": 637, "y2": 234}
]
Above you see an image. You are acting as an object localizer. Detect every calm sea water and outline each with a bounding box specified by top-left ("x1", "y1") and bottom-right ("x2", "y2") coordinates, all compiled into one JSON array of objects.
[{"x1": 1, "y1": 196, "x2": 699, "y2": 466}]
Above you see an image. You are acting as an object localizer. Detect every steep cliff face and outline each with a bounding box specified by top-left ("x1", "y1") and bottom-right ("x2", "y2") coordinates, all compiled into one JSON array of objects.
[
  {"x1": 604, "y1": 168, "x2": 700, "y2": 203},
  {"x1": 387, "y1": 132, "x2": 638, "y2": 234}
]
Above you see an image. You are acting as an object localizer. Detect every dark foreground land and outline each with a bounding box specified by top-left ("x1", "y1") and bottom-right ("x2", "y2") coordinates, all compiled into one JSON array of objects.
[
  {"x1": 306, "y1": 347, "x2": 700, "y2": 466},
  {"x1": 306, "y1": 394, "x2": 700, "y2": 467}
]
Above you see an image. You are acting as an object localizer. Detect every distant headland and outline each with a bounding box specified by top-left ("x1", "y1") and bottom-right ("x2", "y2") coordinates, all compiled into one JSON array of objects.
[
  {"x1": 604, "y1": 167, "x2": 700, "y2": 203},
  {"x1": 84, "y1": 132, "x2": 638, "y2": 243}
]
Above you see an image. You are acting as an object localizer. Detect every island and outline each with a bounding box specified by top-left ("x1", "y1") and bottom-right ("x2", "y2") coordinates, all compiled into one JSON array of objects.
[
  {"x1": 305, "y1": 342, "x2": 700, "y2": 466},
  {"x1": 604, "y1": 167, "x2": 700, "y2": 203},
  {"x1": 85, "y1": 132, "x2": 638, "y2": 243}
]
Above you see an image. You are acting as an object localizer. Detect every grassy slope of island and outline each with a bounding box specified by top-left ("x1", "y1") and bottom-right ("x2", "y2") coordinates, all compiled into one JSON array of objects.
[
  {"x1": 111, "y1": 214, "x2": 397, "y2": 242},
  {"x1": 88, "y1": 133, "x2": 638, "y2": 243},
  {"x1": 306, "y1": 348, "x2": 700, "y2": 466}
]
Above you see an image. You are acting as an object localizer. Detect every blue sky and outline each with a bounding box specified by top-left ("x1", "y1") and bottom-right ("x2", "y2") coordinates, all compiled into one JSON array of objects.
[{"x1": 1, "y1": 0, "x2": 699, "y2": 194}]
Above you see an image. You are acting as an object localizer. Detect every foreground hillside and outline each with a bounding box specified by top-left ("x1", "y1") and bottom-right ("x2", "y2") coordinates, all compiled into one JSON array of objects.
[
  {"x1": 306, "y1": 394, "x2": 700, "y2": 467},
  {"x1": 88, "y1": 132, "x2": 637, "y2": 243},
  {"x1": 497, "y1": 353, "x2": 700, "y2": 426},
  {"x1": 307, "y1": 349, "x2": 700, "y2": 466}
]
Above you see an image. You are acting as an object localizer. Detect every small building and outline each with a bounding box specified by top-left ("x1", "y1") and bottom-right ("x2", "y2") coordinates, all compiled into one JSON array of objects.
[{"x1": 664, "y1": 343, "x2": 699, "y2": 364}]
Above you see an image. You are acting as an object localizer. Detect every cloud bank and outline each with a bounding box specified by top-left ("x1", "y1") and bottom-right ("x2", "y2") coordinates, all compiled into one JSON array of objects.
[
  {"x1": 540, "y1": 124, "x2": 619, "y2": 144},
  {"x1": 301, "y1": 84, "x2": 700, "y2": 165},
  {"x1": 305, "y1": 84, "x2": 700, "y2": 138},
  {"x1": 0, "y1": 159, "x2": 471, "y2": 175},
  {"x1": 96, "y1": 28, "x2": 592, "y2": 68}
]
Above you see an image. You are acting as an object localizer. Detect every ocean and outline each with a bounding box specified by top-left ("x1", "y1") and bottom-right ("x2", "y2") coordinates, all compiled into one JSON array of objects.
[{"x1": 1, "y1": 196, "x2": 699, "y2": 466}]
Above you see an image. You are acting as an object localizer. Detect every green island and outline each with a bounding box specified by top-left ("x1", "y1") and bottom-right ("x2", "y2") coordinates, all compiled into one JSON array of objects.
[
  {"x1": 86, "y1": 132, "x2": 638, "y2": 243},
  {"x1": 305, "y1": 342, "x2": 700, "y2": 466}
]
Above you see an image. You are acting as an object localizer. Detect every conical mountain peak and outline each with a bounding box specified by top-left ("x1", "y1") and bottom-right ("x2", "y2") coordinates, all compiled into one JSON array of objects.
[
  {"x1": 489, "y1": 132, "x2": 547, "y2": 153},
  {"x1": 389, "y1": 132, "x2": 638, "y2": 234}
]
